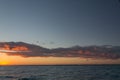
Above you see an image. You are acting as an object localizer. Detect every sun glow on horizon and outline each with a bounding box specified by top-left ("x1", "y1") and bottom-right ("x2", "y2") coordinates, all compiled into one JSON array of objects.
[
  {"x1": 0, "y1": 61, "x2": 9, "y2": 65},
  {"x1": 0, "y1": 53, "x2": 10, "y2": 65}
]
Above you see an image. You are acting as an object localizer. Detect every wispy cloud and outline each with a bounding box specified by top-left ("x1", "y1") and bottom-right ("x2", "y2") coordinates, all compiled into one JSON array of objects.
[{"x1": 0, "y1": 42, "x2": 120, "y2": 59}]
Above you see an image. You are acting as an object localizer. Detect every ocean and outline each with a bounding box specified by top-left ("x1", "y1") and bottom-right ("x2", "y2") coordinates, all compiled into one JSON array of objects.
[{"x1": 0, "y1": 65, "x2": 120, "y2": 80}]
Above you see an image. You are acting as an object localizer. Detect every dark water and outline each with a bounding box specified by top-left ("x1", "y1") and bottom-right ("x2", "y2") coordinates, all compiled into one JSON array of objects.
[{"x1": 0, "y1": 65, "x2": 120, "y2": 80}]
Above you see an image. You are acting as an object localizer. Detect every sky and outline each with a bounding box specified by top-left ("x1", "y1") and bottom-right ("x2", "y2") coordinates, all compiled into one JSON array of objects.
[{"x1": 0, "y1": 0, "x2": 120, "y2": 65}]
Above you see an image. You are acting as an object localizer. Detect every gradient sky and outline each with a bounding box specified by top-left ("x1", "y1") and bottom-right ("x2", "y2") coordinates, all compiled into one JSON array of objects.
[
  {"x1": 0, "y1": 0, "x2": 120, "y2": 65},
  {"x1": 0, "y1": 0, "x2": 120, "y2": 48}
]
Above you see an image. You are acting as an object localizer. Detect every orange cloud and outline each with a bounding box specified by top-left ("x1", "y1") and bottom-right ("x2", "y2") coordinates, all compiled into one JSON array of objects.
[{"x1": 2, "y1": 44, "x2": 29, "y2": 51}]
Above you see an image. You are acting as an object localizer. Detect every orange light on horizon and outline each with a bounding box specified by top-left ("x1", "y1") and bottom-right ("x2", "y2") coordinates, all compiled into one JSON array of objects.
[{"x1": 0, "y1": 52, "x2": 120, "y2": 65}]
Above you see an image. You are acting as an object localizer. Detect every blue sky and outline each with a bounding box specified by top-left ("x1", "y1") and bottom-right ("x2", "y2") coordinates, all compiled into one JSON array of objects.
[{"x1": 0, "y1": 0, "x2": 120, "y2": 48}]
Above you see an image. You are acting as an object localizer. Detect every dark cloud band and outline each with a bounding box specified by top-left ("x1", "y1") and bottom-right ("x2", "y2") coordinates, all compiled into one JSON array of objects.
[{"x1": 0, "y1": 42, "x2": 120, "y2": 59}]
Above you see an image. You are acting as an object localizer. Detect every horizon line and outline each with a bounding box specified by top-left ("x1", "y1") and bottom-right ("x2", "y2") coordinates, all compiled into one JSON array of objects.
[{"x1": 0, "y1": 64, "x2": 120, "y2": 66}]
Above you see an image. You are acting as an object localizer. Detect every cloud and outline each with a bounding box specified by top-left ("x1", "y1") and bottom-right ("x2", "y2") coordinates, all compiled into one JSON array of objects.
[
  {"x1": 0, "y1": 42, "x2": 120, "y2": 59},
  {"x1": 0, "y1": 42, "x2": 50, "y2": 57}
]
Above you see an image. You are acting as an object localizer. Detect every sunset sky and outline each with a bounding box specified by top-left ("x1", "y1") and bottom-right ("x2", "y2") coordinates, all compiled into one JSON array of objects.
[{"x1": 0, "y1": 0, "x2": 120, "y2": 65}]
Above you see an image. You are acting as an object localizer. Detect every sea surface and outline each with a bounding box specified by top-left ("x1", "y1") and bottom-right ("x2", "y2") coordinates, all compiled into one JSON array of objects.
[{"x1": 0, "y1": 65, "x2": 120, "y2": 80}]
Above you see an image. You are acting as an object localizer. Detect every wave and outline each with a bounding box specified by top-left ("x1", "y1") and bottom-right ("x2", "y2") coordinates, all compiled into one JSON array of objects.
[{"x1": 0, "y1": 75, "x2": 15, "y2": 79}]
